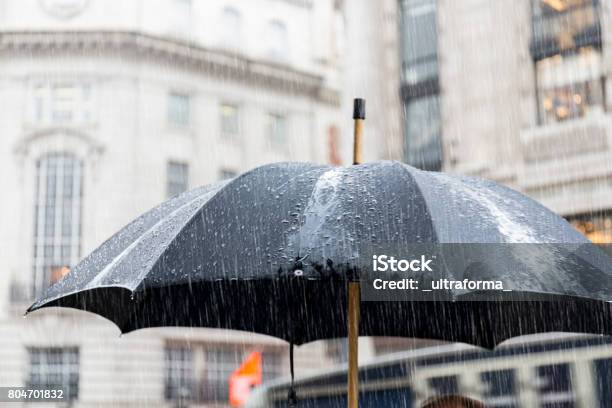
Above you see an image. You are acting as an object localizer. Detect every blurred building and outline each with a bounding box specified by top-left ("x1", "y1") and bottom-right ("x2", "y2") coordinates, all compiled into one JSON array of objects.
[
  {"x1": 339, "y1": 0, "x2": 404, "y2": 163},
  {"x1": 0, "y1": 0, "x2": 348, "y2": 406},
  {"x1": 399, "y1": 0, "x2": 612, "y2": 243},
  {"x1": 398, "y1": 0, "x2": 442, "y2": 172}
]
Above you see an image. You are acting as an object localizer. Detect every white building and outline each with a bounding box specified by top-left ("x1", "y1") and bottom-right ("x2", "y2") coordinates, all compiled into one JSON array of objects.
[{"x1": 0, "y1": 0, "x2": 351, "y2": 406}]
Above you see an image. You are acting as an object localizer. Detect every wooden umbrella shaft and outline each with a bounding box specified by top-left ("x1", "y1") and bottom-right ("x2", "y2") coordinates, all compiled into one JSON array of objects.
[
  {"x1": 352, "y1": 119, "x2": 364, "y2": 165},
  {"x1": 348, "y1": 282, "x2": 360, "y2": 408},
  {"x1": 348, "y1": 98, "x2": 365, "y2": 408}
]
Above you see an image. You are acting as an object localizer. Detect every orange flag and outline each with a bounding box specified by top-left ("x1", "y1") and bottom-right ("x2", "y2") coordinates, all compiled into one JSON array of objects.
[{"x1": 229, "y1": 351, "x2": 262, "y2": 407}]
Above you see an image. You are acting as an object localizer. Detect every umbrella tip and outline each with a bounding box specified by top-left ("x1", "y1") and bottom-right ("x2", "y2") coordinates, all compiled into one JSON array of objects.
[
  {"x1": 352, "y1": 98, "x2": 365, "y2": 120},
  {"x1": 23, "y1": 304, "x2": 36, "y2": 317}
]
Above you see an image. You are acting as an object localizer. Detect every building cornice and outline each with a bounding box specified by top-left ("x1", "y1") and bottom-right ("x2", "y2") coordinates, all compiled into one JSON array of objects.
[{"x1": 0, "y1": 30, "x2": 339, "y2": 106}]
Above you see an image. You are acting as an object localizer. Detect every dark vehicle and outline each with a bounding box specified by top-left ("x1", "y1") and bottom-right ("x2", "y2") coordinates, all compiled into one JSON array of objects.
[{"x1": 247, "y1": 334, "x2": 612, "y2": 407}]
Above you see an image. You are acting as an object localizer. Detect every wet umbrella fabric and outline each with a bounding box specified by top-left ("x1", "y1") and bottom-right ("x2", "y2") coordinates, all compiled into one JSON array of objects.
[{"x1": 28, "y1": 161, "x2": 612, "y2": 348}]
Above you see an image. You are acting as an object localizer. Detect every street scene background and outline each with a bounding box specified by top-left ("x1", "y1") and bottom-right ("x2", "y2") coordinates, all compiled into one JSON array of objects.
[{"x1": 1, "y1": 0, "x2": 612, "y2": 406}]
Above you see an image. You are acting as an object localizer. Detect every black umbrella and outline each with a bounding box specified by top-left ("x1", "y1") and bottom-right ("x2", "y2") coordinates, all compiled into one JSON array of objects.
[{"x1": 28, "y1": 100, "x2": 612, "y2": 407}]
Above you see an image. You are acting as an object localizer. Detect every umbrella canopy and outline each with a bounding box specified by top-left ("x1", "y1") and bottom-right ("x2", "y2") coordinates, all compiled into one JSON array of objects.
[{"x1": 28, "y1": 161, "x2": 612, "y2": 348}]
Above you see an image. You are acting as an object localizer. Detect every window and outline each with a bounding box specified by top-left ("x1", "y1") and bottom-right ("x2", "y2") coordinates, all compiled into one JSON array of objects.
[
  {"x1": 168, "y1": 92, "x2": 190, "y2": 127},
  {"x1": 261, "y1": 351, "x2": 282, "y2": 381},
  {"x1": 31, "y1": 82, "x2": 94, "y2": 125},
  {"x1": 399, "y1": 0, "x2": 442, "y2": 171},
  {"x1": 266, "y1": 112, "x2": 287, "y2": 150},
  {"x1": 165, "y1": 346, "x2": 196, "y2": 402},
  {"x1": 32, "y1": 153, "x2": 82, "y2": 298},
  {"x1": 480, "y1": 369, "x2": 518, "y2": 407},
  {"x1": 326, "y1": 339, "x2": 348, "y2": 363},
  {"x1": 220, "y1": 103, "x2": 240, "y2": 139},
  {"x1": 267, "y1": 20, "x2": 288, "y2": 59},
  {"x1": 531, "y1": 0, "x2": 600, "y2": 59},
  {"x1": 27, "y1": 347, "x2": 79, "y2": 400},
  {"x1": 594, "y1": 358, "x2": 612, "y2": 405},
  {"x1": 221, "y1": 7, "x2": 242, "y2": 50},
  {"x1": 202, "y1": 348, "x2": 244, "y2": 402},
  {"x1": 219, "y1": 169, "x2": 237, "y2": 180},
  {"x1": 164, "y1": 343, "x2": 270, "y2": 404},
  {"x1": 167, "y1": 161, "x2": 189, "y2": 198},
  {"x1": 404, "y1": 95, "x2": 442, "y2": 171},
  {"x1": 427, "y1": 375, "x2": 459, "y2": 395},
  {"x1": 536, "y1": 47, "x2": 603, "y2": 124},
  {"x1": 531, "y1": 0, "x2": 604, "y2": 124},
  {"x1": 399, "y1": 0, "x2": 438, "y2": 84},
  {"x1": 536, "y1": 363, "x2": 575, "y2": 406}
]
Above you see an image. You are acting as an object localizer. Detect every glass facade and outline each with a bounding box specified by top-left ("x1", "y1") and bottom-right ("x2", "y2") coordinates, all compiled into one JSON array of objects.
[{"x1": 399, "y1": 0, "x2": 442, "y2": 171}]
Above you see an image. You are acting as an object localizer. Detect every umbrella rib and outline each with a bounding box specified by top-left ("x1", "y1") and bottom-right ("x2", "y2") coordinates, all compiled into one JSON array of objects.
[
  {"x1": 395, "y1": 162, "x2": 440, "y2": 242},
  {"x1": 85, "y1": 187, "x2": 226, "y2": 290},
  {"x1": 268, "y1": 166, "x2": 328, "y2": 195}
]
